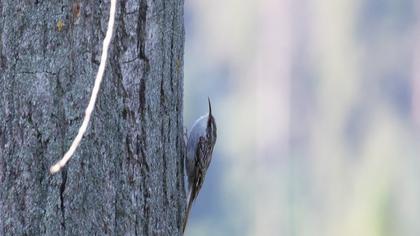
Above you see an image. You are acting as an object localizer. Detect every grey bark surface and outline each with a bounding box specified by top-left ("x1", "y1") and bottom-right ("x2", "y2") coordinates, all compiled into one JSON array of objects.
[{"x1": 0, "y1": 0, "x2": 185, "y2": 235}]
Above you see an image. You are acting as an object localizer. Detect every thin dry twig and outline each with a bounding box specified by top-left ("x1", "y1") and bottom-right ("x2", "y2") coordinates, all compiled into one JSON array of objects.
[{"x1": 50, "y1": 0, "x2": 117, "y2": 174}]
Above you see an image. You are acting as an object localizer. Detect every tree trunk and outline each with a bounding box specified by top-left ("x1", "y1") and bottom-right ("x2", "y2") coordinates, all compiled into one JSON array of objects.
[{"x1": 0, "y1": 0, "x2": 185, "y2": 235}]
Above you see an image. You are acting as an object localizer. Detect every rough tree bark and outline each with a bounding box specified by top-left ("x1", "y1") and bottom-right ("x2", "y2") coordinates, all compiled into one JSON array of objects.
[{"x1": 0, "y1": 0, "x2": 185, "y2": 235}]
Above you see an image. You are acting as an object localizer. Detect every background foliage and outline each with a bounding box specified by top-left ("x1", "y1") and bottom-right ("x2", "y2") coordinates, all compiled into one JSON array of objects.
[{"x1": 183, "y1": 0, "x2": 420, "y2": 235}]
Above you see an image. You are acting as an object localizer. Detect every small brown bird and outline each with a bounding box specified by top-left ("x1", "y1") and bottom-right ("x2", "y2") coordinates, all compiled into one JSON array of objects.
[{"x1": 183, "y1": 98, "x2": 217, "y2": 233}]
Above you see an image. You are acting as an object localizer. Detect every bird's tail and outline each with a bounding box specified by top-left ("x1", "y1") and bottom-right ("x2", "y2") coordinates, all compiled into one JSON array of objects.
[{"x1": 182, "y1": 190, "x2": 194, "y2": 233}]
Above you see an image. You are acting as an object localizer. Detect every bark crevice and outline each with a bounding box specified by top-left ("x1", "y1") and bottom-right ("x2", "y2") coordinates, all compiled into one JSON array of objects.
[
  {"x1": 137, "y1": 0, "x2": 150, "y2": 72},
  {"x1": 59, "y1": 169, "x2": 67, "y2": 231}
]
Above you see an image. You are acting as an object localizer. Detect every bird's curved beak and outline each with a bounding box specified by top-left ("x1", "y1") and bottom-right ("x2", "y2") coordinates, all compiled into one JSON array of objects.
[{"x1": 208, "y1": 97, "x2": 212, "y2": 117}]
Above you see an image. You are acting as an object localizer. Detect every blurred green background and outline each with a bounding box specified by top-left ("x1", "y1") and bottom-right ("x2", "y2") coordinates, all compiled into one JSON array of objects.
[{"x1": 183, "y1": 0, "x2": 420, "y2": 235}]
